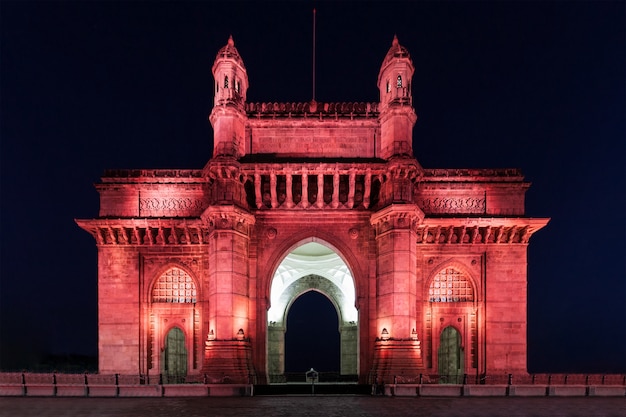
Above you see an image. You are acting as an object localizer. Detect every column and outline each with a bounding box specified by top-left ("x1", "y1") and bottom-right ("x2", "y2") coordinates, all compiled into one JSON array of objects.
[
  {"x1": 270, "y1": 172, "x2": 278, "y2": 208},
  {"x1": 285, "y1": 171, "x2": 294, "y2": 208},
  {"x1": 363, "y1": 169, "x2": 372, "y2": 209},
  {"x1": 347, "y1": 169, "x2": 356, "y2": 209},
  {"x1": 331, "y1": 172, "x2": 340, "y2": 208},
  {"x1": 316, "y1": 173, "x2": 324, "y2": 208},
  {"x1": 254, "y1": 172, "x2": 263, "y2": 209},
  {"x1": 301, "y1": 168, "x2": 309, "y2": 208}
]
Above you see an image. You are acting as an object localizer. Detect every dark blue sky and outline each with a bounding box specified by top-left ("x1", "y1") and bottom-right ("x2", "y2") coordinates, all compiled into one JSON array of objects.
[{"x1": 1, "y1": 2, "x2": 624, "y2": 373}]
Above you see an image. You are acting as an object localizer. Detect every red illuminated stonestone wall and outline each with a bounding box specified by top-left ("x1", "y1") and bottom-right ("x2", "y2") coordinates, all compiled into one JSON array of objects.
[{"x1": 77, "y1": 36, "x2": 548, "y2": 383}]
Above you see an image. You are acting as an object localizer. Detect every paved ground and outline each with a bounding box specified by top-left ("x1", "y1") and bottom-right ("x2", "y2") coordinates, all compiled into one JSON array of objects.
[{"x1": 0, "y1": 396, "x2": 624, "y2": 417}]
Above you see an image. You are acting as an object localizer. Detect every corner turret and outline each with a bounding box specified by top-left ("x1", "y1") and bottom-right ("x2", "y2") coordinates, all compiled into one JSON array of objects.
[
  {"x1": 209, "y1": 36, "x2": 248, "y2": 158},
  {"x1": 377, "y1": 36, "x2": 417, "y2": 159}
]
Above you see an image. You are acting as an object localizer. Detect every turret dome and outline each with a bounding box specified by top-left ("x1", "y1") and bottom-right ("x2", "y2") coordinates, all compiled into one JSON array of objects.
[
  {"x1": 381, "y1": 35, "x2": 411, "y2": 68},
  {"x1": 214, "y1": 35, "x2": 246, "y2": 70}
]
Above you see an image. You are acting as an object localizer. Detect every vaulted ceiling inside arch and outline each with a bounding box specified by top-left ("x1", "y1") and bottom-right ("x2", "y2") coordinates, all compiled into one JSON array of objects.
[{"x1": 268, "y1": 242, "x2": 358, "y2": 324}]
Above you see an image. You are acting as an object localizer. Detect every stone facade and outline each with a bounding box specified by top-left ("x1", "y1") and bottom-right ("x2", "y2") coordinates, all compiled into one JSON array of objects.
[{"x1": 76, "y1": 35, "x2": 549, "y2": 384}]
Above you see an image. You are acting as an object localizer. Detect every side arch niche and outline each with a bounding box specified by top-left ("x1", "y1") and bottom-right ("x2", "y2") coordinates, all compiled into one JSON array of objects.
[
  {"x1": 438, "y1": 326, "x2": 463, "y2": 384},
  {"x1": 266, "y1": 242, "x2": 358, "y2": 382},
  {"x1": 148, "y1": 266, "x2": 200, "y2": 378},
  {"x1": 424, "y1": 263, "x2": 481, "y2": 377},
  {"x1": 162, "y1": 326, "x2": 188, "y2": 383}
]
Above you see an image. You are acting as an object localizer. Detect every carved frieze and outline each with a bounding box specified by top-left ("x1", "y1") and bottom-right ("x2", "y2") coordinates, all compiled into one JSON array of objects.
[
  {"x1": 417, "y1": 197, "x2": 486, "y2": 215},
  {"x1": 139, "y1": 197, "x2": 205, "y2": 217}
]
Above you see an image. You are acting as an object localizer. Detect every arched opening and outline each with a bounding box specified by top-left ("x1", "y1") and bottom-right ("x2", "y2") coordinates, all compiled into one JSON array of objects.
[
  {"x1": 163, "y1": 327, "x2": 187, "y2": 383},
  {"x1": 438, "y1": 326, "x2": 463, "y2": 384},
  {"x1": 267, "y1": 242, "x2": 358, "y2": 383},
  {"x1": 285, "y1": 291, "x2": 340, "y2": 374}
]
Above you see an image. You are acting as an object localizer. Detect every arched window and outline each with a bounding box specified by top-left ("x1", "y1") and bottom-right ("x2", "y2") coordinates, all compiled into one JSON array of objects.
[
  {"x1": 224, "y1": 75, "x2": 229, "y2": 89},
  {"x1": 234, "y1": 79, "x2": 240, "y2": 93},
  {"x1": 429, "y1": 268, "x2": 473, "y2": 302},
  {"x1": 386, "y1": 80, "x2": 390, "y2": 93},
  {"x1": 152, "y1": 267, "x2": 197, "y2": 303},
  {"x1": 396, "y1": 75, "x2": 402, "y2": 88}
]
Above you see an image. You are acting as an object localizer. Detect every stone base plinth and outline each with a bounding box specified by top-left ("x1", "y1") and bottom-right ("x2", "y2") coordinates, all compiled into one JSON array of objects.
[
  {"x1": 509, "y1": 385, "x2": 548, "y2": 396},
  {"x1": 463, "y1": 384, "x2": 508, "y2": 396},
  {"x1": 202, "y1": 340, "x2": 256, "y2": 384},
  {"x1": 369, "y1": 339, "x2": 424, "y2": 384}
]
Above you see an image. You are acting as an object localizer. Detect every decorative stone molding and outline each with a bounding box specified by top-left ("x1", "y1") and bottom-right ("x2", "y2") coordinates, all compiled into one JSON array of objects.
[
  {"x1": 422, "y1": 168, "x2": 524, "y2": 181},
  {"x1": 139, "y1": 197, "x2": 206, "y2": 216},
  {"x1": 246, "y1": 101, "x2": 379, "y2": 119},
  {"x1": 370, "y1": 204, "x2": 425, "y2": 236},
  {"x1": 266, "y1": 227, "x2": 277, "y2": 239},
  {"x1": 417, "y1": 196, "x2": 486, "y2": 215},
  {"x1": 200, "y1": 206, "x2": 256, "y2": 235},
  {"x1": 75, "y1": 219, "x2": 208, "y2": 246},
  {"x1": 101, "y1": 169, "x2": 205, "y2": 182},
  {"x1": 415, "y1": 218, "x2": 549, "y2": 244}
]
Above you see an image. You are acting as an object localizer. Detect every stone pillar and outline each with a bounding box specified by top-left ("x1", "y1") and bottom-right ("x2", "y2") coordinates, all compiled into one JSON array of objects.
[
  {"x1": 301, "y1": 169, "x2": 309, "y2": 208},
  {"x1": 340, "y1": 324, "x2": 358, "y2": 375},
  {"x1": 347, "y1": 169, "x2": 356, "y2": 209},
  {"x1": 316, "y1": 173, "x2": 324, "y2": 208},
  {"x1": 201, "y1": 206, "x2": 256, "y2": 382},
  {"x1": 369, "y1": 204, "x2": 425, "y2": 382},
  {"x1": 285, "y1": 172, "x2": 294, "y2": 208},
  {"x1": 363, "y1": 169, "x2": 372, "y2": 209},
  {"x1": 96, "y1": 245, "x2": 140, "y2": 374},
  {"x1": 254, "y1": 172, "x2": 263, "y2": 209},
  {"x1": 331, "y1": 172, "x2": 340, "y2": 208},
  {"x1": 270, "y1": 173, "x2": 278, "y2": 208},
  {"x1": 267, "y1": 325, "x2": 285, "y2": 382}
]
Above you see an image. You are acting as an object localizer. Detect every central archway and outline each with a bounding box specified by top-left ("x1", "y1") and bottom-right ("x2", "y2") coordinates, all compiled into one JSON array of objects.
[
  {"x1": 267, "y1": 242, "x2": 358, "y2": 383},
  {"x1": 285, "y1": 290, "x2": 340, "y2": 373}
]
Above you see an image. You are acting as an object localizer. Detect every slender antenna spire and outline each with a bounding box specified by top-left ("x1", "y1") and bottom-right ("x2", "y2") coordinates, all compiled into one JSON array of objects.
[{"x1": 312, "y1": 8, "x2": 316, "y2": 101}]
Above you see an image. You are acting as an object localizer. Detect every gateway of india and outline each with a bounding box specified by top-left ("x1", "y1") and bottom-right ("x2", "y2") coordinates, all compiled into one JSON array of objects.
[{"x1": 77, "y1": 36, "x2": 548, "y2": 384}]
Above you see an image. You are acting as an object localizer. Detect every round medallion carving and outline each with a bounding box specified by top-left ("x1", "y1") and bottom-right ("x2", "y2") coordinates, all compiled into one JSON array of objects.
[
  {"x1": 349, "y1": 228, "x2": 359, "y2": 239},
  {"x1": 266, "y1": 227, "x2": 277, "y2": 239}
]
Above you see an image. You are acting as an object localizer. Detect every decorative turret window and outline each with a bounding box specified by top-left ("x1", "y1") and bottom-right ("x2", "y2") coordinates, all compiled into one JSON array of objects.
[
  {"x1": 235, "y1": 79, "x2": 240, "y2": 93},
  {"x1": 224, "y1": 75, "x2": 229, "y2": 89},
  {"x1": 152, "y1": 267, "x2": 197, "y2": 303},
  {"x1": 397, "y1": 75, "x2": 403, "y2": 88},
  {"x1": 429, "y1": 268, "x2": 473, "y2": 302},
  {"x1": 386, "y1": 80, "x2": 390, "y2": 93}
]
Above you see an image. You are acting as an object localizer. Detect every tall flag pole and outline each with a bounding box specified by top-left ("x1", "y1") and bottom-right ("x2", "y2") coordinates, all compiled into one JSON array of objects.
[{"x1": 312, "y1": 8, "x2": 316, "y2": 102}]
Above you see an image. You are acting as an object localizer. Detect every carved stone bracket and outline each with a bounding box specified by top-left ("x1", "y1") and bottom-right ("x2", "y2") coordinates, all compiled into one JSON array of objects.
[
  {"x1": 200, "y1": 205, "x2": 256, "y2": 235},
  {"x1": 414, "y1": 219, "x2": 549, "y2": 244},
  {"x1": 370, "y1": 204, "x2": 425, "y2": 236},
  {"x1": 75, "y1": 219, "x2": 209, "y2": 246}
]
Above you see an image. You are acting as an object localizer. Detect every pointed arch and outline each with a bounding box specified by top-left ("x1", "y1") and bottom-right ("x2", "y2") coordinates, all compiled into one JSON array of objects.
[
  {"x1": 163, "y1": 326, "x2": 187, "y2": 382},
  {"x1": 438, "y1": 326, "x2": 463, "y2": 383},
  {"x1": 150, "y1": 266, "x2": 198, "y2": 304},
  {"x1": 426, "y1": 260, "x2": 478, "y2": 304},
  {"x1": 263, "y1": 233, "x2": 363, "y2": 306},
  {"x1": 265, "y1": 238, "x2": 360, "y2": 379}
]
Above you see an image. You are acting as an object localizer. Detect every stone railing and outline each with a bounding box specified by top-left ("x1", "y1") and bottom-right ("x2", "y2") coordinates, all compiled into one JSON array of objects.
[
  {"x1": 377, "y1": 373, "x2": 626, "y2": 397},
  {"x1": 0, "y1": 372, "x2": 253, "y2": 397},
  {"x1": 246, "y1": 101, "x2": 379, "y2": 118}
]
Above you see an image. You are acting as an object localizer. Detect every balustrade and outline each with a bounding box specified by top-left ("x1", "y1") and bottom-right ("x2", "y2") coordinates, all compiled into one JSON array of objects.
[{"x1": 246, "y1": 165, "x2": 384, "y2": 210}]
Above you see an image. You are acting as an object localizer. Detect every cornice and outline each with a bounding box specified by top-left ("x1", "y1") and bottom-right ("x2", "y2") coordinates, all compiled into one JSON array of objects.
[{"x1": 416, "y1": 218, "x2": 550, "y2": 244}]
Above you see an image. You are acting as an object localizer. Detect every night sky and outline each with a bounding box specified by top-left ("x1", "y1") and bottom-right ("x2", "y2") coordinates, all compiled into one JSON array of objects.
[{"x1": 1, "y1": 2, "x2": 624, "y2": 373}]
